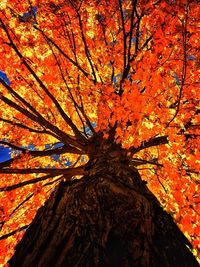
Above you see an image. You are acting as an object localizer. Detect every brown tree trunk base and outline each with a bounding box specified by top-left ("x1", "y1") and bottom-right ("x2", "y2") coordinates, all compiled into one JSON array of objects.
[{"x1": 9, "y1": 165, "x2": 199, "y2": 267}]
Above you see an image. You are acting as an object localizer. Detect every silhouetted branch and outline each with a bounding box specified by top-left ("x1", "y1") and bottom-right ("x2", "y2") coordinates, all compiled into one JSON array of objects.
[
  {"x1": 130, "y1": 157, "x2": 163, "y2": 167},
  {"x1": 0, "y1": 225, "x2": 28, "y2": 241},
  {"x1": 0, "y1": 18, "x2": 87, "y2": 146},
  {"x1": 0, "y1": 117, "x2": 53, "y2": 135},
  {"x1": 72, "y1": 2, "x2": 97, "y2": 84},
  {"x1": 33, "y1": 25, "x2": 91, "y2": 80},
  {"x1": 0, "y1": 165, "x2": 85, "y2": 175},
  {"x1": 166, "y1": 4, "x2": 189, "y2": 126},
  {"x1": 130, "y1": 136, "x2": 168, "y2": 154},
  {"x1": 0, "y1": 174, "x2": 58, "y2": 192}
]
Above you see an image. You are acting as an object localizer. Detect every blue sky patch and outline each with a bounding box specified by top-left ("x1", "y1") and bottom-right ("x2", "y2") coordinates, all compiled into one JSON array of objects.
[{"x1": 0, "y1": 70, "x2": 11, "y2": 86}]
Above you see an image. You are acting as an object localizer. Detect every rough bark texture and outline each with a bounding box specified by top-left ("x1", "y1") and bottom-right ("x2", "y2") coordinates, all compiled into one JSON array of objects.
[{"x1": 9, "y1": 139, "x2": 199, "y2": 267}]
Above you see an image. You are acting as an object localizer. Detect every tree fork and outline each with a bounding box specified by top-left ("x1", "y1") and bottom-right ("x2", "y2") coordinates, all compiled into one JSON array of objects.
[{"x1": 9, "y1": 156, "x2": 199, "y2": 267}]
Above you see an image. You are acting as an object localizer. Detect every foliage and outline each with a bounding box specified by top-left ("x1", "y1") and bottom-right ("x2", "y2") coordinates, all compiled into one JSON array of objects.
[{"x1": 0, "y1": 0, "x2": 199, "y2": 265}]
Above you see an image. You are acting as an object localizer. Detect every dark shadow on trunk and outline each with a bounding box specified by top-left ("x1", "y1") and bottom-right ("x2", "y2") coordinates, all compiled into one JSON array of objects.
[{"x1": 9, "y1": 160, "x2": 199, "y2": 267}]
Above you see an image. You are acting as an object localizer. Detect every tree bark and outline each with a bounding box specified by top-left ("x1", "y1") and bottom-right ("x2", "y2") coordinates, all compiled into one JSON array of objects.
[{"x1": 9, "y1": 157, "x2": 199, "y2": 267}]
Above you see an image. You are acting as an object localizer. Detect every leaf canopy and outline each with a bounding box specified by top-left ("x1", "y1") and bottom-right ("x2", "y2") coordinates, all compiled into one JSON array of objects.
[{"x1": 0, "y1": 0, "x2": 199, "y2": 264}]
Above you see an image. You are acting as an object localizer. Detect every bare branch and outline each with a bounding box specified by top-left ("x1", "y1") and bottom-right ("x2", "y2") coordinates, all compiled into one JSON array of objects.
[
  {"x1": 33, "y1": 25, "x2": 91, "y2": 81},
  {"x1": 0, "y1": 19, "x2": 87, "y2": 146},
  {"x1": 118, "y1": 0, "x2": 127, "y2": 74},
  {"x1": 0, "y1": 140, "x2": 82, "y2": 156},
  {"x1": 48, "y1": 43, "x2": 89, "y2": 136},
  {"x1": 127, "y1": 0, "x2": 137, "y2": 65},
  {"x1": 0, "y1": 225, "x2": 28, "y2": 241},
  {"x1": 0, "y1": 165, "x2": 85, "y2": 175},
  {"x1": 154, "y1": 169, "x2": 167, "y2": 193},
  {"x1": 12, "y1": 193, "x2": 34, "y2": 214},
  {"x1": 166, "y1": 4, "x2": 189, "y2": 126},
  {"x1": 0, "y1": 117, "x2": 52, "y2": 135},
  {"x1": 0, "y1": 142, "x2": 83, "y2": 169},
  {"x1": 73, "y1": 3, "x2": 97, "y2": 84},
  {"x1": 130, "y1": 157, "x2": 163, "y2": 167},
  {"x1": 0, "y1": 174, "x2": 56, "y2": 192},
  {"x1": 0, "y1": 88, "x2": 76, "y2": 145},
  {"x1": 129, "y1": 136, "x2": 168, "y2": 155}
]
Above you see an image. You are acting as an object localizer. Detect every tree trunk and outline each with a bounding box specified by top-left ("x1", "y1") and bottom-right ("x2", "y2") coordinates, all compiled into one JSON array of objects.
[{"x1": 9, "y1": 153, "x2": 199, "y2": 266}]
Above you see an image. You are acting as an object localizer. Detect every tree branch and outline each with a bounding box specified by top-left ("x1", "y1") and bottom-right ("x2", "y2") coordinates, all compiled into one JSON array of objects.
[
  {"x1": 130, "y1": 157, "x2": 163, "y2": 167},
  {"x1": 129, "y1": 136, "x2": 168, "y2": 155},
  {"x1": 0, "y1": 18, "x2": 87, "y2": 146},
  {"x1": 0, "y1": 88, "x2": 75, "y2": 145},
  {"x1": 0, "y1": 174, "x2": 57, "y2": 192},
  {"x1": 0, "y1": 140, "x2": 82, "y2": 156},
  {"x1": 0, "y1": 225, "x2": 28, "y2": 241},
  {"x1": 33, "y1": 25, "x2": 91, "y2": 81},
  {"x1": 73, "y1": 2, "x2": 97, "y2": 84},
  {"x1": 0, "y1": 165, "x2": 85, "y2": 175},
  {"x1": 0, "y1": 117, "x2": 52, "y2": 135},
  {"x1": 0, "y1": 142, "x2": 83, "y2": 169},
  {"x1": 166, "y1": 4, "x2": 189, "y2": 126}
]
